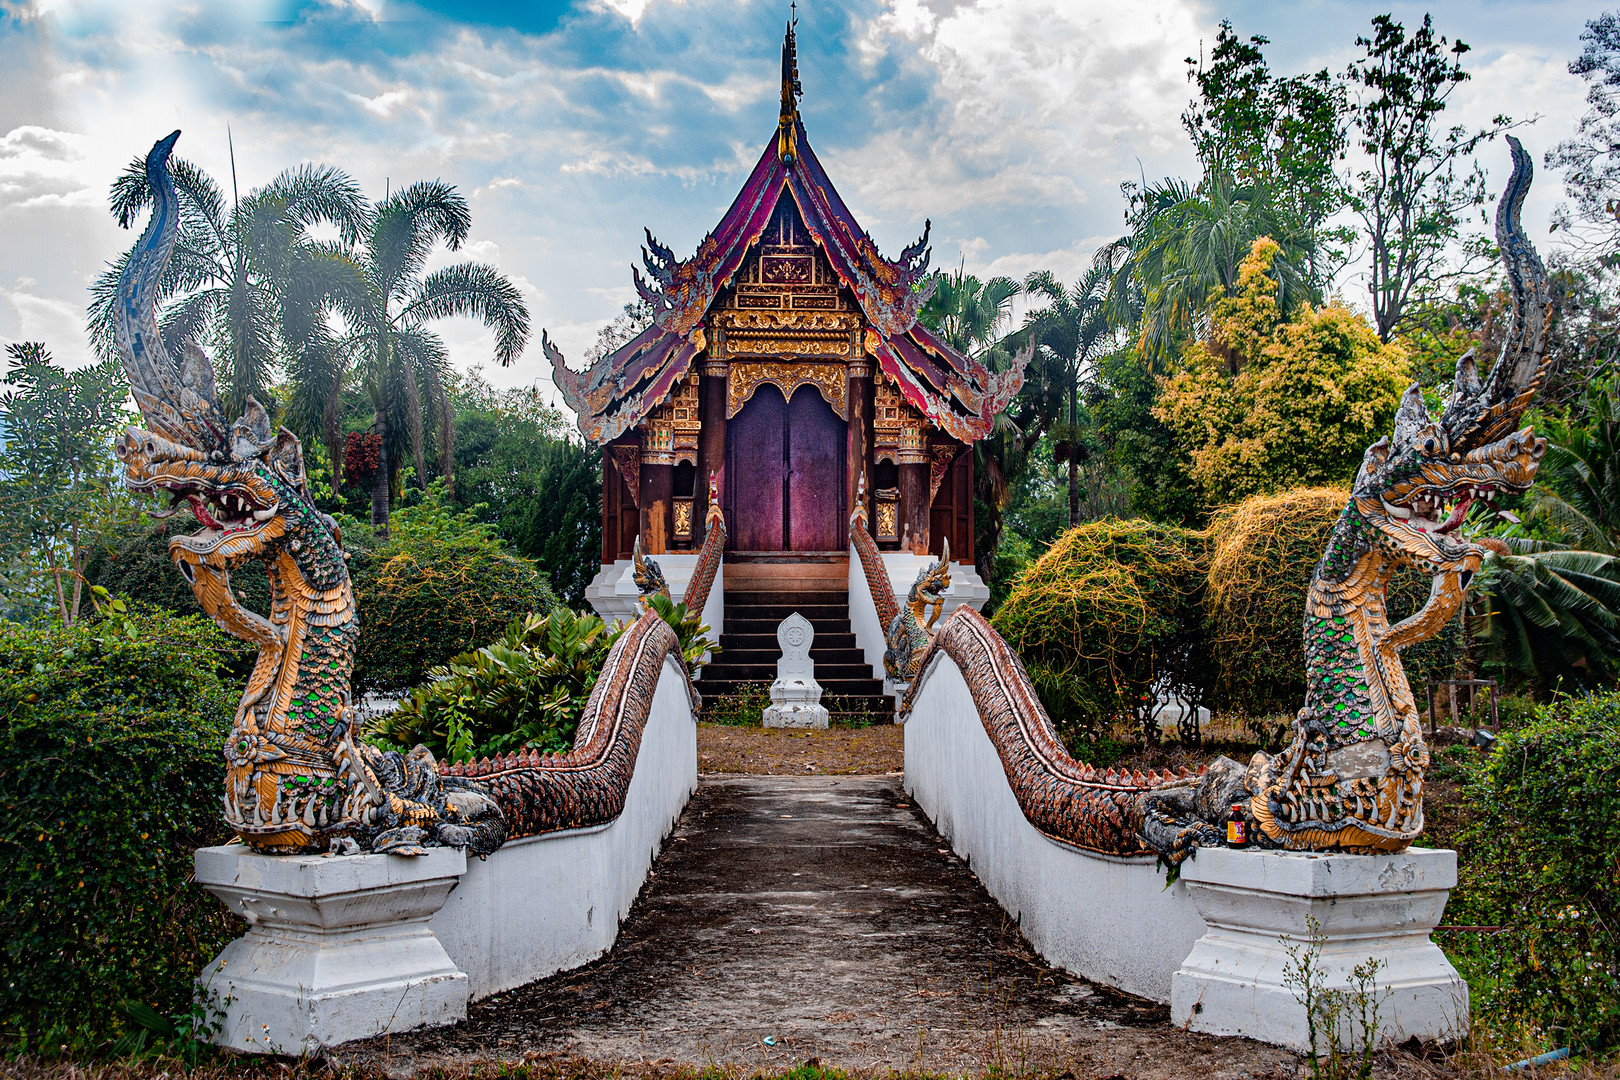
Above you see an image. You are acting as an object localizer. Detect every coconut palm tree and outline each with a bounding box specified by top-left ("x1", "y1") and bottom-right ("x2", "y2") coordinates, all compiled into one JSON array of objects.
[
  {"x1": 1021, "y1": 256, "x2": 1123, "y2": 527},
  {"x1": 339, "y1": 181, "x2": 530, "y2": 535},
  {"x1": 1108, "y1": 174, "x2": 1318, "y2": 367},
  {"x1": 89, "y1": 152, "x2": 370, "y2": 419},
  {"x1": 1476, "y1": 548, "x2": 1620, "y2": 684},
  {"x1": 920, "y1": 269, "x2": 1021, "y2": 355}
]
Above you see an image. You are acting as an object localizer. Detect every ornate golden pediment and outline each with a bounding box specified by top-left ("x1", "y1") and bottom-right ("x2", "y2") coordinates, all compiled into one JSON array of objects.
[{"x1": 727, "y1": 361, "x2": 848, "y2": 419}]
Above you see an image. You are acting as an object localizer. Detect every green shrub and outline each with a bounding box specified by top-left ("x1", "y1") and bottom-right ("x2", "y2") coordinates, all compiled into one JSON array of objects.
[
  {"x1": 370, "y1": 608, "x2": 623, "y2": 762},
  {"x1": 84, "y1": 517, "x2": 271, "y2": 681},
  {"x1": 0, "y1": 607, "x2": 245, "y2": 1053},
  {"x1": 642, "y1": 594, "x2": 718, "y2": 676},
  {"x1": 351, "y1": 492, "x2": 560, "y2": 694},
  {"x1": 991, "y1": 518, "x2": 1206, "y2": 743},
  {"x1": 1450, "y1": 691, "x2": 1620, "y2": 1050}
]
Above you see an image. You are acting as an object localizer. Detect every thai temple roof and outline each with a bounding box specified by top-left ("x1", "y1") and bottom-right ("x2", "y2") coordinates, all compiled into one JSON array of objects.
[{"x1": 547, "y1": 20, "x2": 1027, "y2": 446}]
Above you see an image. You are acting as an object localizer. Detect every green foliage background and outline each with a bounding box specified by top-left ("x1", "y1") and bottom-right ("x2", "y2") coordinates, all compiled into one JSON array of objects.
[
  {"x1": 1448, "y1": 691, "x2": 1620, "y2": 1050},
  {"x1": 0, "y1": 608, "x2": 244, "y2": 1052},
  {"x1": 350, "y1": 493, "x2": 560, "y2": 694}
]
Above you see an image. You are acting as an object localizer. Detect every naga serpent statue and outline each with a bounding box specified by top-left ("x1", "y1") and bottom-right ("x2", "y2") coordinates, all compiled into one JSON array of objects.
[
  {"x1": 864, "y1": 136, "x2": 1552, "y2": 863},
  {"x1": 114, "y1": 131, "x2": 709, "y2": 857},
  {"x1": 849, "y1": 475, "x2": 952, "y2": 683}
]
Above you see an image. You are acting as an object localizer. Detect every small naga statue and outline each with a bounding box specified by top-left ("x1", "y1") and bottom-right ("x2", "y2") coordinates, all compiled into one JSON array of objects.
[
  {"x1": 631, "y1": 535, "x2": 672, "y2": 606},
  {"x1": 886, "y1": 538, "x2": 952, "y2": 683},
  {"x1": 113, "y1": 132, "x2": 507, "y2": 857}
]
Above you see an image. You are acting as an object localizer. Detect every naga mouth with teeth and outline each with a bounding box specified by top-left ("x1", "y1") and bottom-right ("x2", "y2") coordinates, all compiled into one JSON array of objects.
[
  {"x1": 114, "y1": 426, "x2": 288, "y2": 558},
  {"x1": 1366, "y1": 425, "x2": 1546, "y2": 541}
]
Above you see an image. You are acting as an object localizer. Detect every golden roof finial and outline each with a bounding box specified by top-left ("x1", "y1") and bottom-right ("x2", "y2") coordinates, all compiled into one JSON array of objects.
[{"x1": 777, "y1": 6, "x2": 801, "y2": 164}]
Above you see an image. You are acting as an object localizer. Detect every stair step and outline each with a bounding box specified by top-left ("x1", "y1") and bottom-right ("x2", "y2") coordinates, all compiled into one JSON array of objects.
[
  {"x1": 701, "y1": 679, "x2": 886, "y2": 697},
  {"x1": 719, "y1": 631, "x2": 858, "y2": 649},
  {"x1": 726, "y1": 618, "x2": 851, "y2": 636},
  {"x1": 725, "y1": 602, "x2": 849, "y2": 619},
  {"x1": 724, "y1": 590, "x2": 849, "y2": 606},
  {"x1": 717, "y1": 648, "x2": 869, "y2": 665},
  {"x1": 704, "y1": 662, "x2": 877, "y2": 680}
]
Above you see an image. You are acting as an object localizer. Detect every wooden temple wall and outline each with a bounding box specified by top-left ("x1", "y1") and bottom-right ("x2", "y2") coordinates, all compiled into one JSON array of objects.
[
  {"x1": 930, "y1": 449, "x2": 974, "y2": 564},
  {"x1": 601, "y1": 448, "x2": 640, "y2": 563}
]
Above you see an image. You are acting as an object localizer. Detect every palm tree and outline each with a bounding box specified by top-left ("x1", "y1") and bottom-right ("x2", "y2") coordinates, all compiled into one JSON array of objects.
[
  {"x1": 339, "y1": 181, "x2": 530, "y2": 535},
  {"x1": 917, "y1": 269, "x2": 1024, "y2": 578},
  {"x1": 1020, "y1": 256, "x2": 1122, "y2": 527},
  {"x1": 89, "y1": 151, "x2": 369, "y2": 418},
  {"x1": 1109, "y1": 174, "x2": 1318, "y2": 367},
  {"x1": 1526, "y1": 376, "x2": 1620, "y2": 555},
  {"x1": 920, "y1": 269, "x2": 1021, "y2": 355},
  {"x1": 1475, "y1": 549, "x2": 1620, "y2": 684}
]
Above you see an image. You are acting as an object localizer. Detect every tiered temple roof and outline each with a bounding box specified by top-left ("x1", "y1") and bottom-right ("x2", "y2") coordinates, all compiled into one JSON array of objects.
[{"x1": 548, "y1": 23, "x2": 1027, "y2": 446}]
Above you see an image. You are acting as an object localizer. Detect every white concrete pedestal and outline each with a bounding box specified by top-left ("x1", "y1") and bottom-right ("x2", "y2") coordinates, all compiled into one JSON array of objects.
[
  {"x1": 194, "y1": 845, "x2": 469, "y2": 1055},
  {"x1": 1170, "y1": 846, "x2": 1467, "y2": 1051}
]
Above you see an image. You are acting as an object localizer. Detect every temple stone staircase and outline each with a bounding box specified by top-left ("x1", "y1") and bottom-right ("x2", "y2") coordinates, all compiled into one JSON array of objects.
[{"x1": 700, "y1": 555, "x2": 892, "y2": 724}]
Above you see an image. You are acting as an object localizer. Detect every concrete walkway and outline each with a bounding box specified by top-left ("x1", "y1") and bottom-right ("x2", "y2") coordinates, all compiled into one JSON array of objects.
[{"x1": 355, "y1": 775, "x2": 1294, "y2": 1077}]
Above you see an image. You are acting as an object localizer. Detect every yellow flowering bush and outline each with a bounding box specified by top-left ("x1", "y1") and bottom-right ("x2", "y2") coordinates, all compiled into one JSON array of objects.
[{"x1": 1154, "y1": 237, "x2": 1412, "y2": 507}]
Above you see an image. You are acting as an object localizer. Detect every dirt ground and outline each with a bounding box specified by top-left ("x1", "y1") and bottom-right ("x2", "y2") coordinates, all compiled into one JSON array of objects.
[
  {"x1": 346, "y1": 774, "x2": 1299, "y2": 1078},
  {"x1": 697, "y1": 722, "x2": 905, "y2": 775}
]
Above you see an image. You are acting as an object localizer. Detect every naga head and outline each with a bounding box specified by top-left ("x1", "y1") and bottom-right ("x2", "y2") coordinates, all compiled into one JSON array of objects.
[
  {"x1": 907, "y1": 537, "x2": 952, "y2": 629},
  {"x1": 632, "y1": 534, "x2": 671, "y2": 603},
  {"x1": 1354, "y1": 136, "x2": 1552, "y2": 558},
  {"x1": 111, "y1": 132, "x2": 343, "y2": 588}
]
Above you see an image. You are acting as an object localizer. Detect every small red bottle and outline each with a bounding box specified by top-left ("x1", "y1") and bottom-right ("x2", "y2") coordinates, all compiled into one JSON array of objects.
[{"x1": 1227, "y1": 804, "x2": 1248, "y2": 847}]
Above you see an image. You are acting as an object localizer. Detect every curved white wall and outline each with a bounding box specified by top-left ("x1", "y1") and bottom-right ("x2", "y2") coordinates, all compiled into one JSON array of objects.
[
  {"x1": 431, "y1": 654, "x2": 698, "y2": 999},
  {"x1": 903, "y1": 655, "x2": 1207, "y2": 1003}
]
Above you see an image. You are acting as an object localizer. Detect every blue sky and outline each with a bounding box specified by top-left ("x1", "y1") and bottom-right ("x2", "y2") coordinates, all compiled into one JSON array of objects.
[{"x1": 0, "y1": 0, "x2": 1599, "y2": 409}]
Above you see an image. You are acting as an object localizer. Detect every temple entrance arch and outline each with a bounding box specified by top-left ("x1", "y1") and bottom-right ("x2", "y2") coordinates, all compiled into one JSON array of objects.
[{"x1": 724, "y1": 382, "x2": 846, "y2": 551}]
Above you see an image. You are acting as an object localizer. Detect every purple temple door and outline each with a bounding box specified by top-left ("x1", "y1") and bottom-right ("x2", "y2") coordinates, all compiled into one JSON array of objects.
[
  {"x1": 726, "y1": 384, "x2": 787, "y2": 550},
  {"x1": 786, "y1": 387, "x2": 845, "y2": 550},
  {"x1": 725, "y1": 383, "x2": 846, "y2": 551}
]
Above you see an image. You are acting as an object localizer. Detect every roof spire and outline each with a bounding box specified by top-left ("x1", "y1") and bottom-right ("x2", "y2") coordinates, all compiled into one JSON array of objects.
[{"x1": 777, "y1": 5, "x2": 801, "y2": 164}]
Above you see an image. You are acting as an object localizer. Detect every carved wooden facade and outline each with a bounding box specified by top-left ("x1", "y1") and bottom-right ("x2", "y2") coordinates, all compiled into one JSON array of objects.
[{"x1": 567, "y1": 25, "x2": 1021, "y2": 564}]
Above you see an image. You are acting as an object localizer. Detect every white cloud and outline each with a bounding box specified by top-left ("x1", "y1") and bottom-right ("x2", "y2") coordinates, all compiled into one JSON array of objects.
[{"x1": 0, "y1": 285, "x2": 94, "y2": 368}]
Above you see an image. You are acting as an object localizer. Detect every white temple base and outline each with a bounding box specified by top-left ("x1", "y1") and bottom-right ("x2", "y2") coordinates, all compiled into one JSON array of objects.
[
  {"x1": 1170, "y1": 847, "x2": 1467, "y2": 1052},
  {"x1": 193, "y1": 846, "x2": 469, "y2": 1055}
]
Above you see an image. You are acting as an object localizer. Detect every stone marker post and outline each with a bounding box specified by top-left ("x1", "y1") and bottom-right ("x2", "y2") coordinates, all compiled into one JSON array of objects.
[{"x1": 763, "y1": 612, "x2": 829, "y2": 728}]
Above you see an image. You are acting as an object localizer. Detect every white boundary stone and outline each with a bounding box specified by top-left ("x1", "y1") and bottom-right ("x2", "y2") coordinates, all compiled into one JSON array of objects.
[
  {"x1": 193, "y1": 846, "x2": 468, "y2": 1055},
  {"x1": 764, "y1": 612, "x2": 828, "y2": 728},
  {"x1": 1171, "y1": 846, "x2": 1468, "y2": 1051}
]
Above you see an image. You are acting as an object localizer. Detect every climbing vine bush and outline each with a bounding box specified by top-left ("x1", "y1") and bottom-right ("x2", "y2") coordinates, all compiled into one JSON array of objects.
[
  {"x1": 0, "y1": 607, "x2": 244, "y2": 1053},
  {"x1": 1155, "y1": 237, "x2": 1412, "y2": 508},
  {"x1": 1204, "y1": 487, "x2": 1458, "y2": 717},
  {"x1": 991, "y1": 519, "x2": 1206, "y2": 742},
  {"x1": 1449, "y1": 691, "x2": 1620, "y2": 1050}
]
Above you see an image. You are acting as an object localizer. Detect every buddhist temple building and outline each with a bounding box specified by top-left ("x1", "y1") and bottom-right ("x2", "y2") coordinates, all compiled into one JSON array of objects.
[{"x1": 556, "y1": 21, "x2": 1013, "y2": 700}]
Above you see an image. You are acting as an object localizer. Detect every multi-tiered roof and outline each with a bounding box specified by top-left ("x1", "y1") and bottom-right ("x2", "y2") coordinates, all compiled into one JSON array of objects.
[{"x1": 548, "y1": 22, "x2": 1026, "y2": 445}]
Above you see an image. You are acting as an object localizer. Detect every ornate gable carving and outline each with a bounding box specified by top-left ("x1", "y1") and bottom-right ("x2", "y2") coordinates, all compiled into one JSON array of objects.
[{"x1": 709, "y1": 197, "x2": 863, "y2": 364}]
